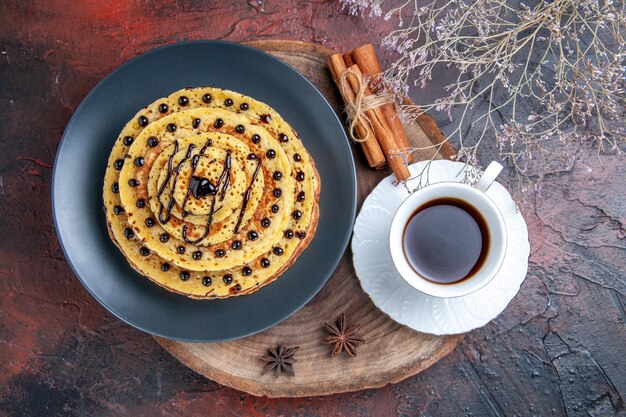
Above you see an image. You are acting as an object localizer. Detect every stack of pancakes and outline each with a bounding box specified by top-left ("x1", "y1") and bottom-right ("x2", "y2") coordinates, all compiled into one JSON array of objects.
[{"x1": 103, "y1": 88, "x2": 320, "y2": 299}]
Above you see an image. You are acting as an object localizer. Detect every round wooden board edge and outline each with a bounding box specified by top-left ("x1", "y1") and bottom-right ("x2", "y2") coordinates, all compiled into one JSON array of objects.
[
  {"x1": 155, "y1": 334, "x2": 463, "y2": 398},
  {"x1": 153, "y1": 39, "x2": 464, "y2": 398},
  {"x1": 246, "y1": 39, "x2": 336, "y2": 60}
]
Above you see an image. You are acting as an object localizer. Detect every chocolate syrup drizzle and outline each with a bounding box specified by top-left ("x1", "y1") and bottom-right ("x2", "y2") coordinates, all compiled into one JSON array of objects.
[
  {"x1": 157, "y1": 143, "x2": 196, "y2": 224},
  {"x1": 233, "y1": 159, "x2": 262, "y2": 234},
  {"x1": 181, "y1": 150, "x2": 232, "y2": 245},
  {"x1": 180, "y1": 138, "x2": 216, "y2": 216},
  {"x1": 180, "y1": 155, "x2": 201, "y2": 217},
  {"x1": 153, "y1": 136, "x2": 258, "y2": 246},
  {"x1": 156, "y1": 141, "x2": 179, "y2": 223},
  {"x1": 219, "y1": 153, "x2": 231, "y2": 202}
]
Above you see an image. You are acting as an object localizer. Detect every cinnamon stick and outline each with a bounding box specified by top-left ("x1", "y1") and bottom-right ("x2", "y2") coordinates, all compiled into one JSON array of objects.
[
  {"x1": 351, "y1": 44, "x2": 412, "y2": 153},
  {"x1": 344, "y1": 64, "x2": 410, "y2": 181},
  {"x1": 327, "y1": 54, "x2": 386, "y2": 169},
  {"x1": 342, "y1": 51, "x2": 355, "y2": 67}
]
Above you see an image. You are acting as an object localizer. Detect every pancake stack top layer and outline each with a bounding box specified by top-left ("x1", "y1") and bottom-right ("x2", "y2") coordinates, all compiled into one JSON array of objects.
[{"x1": 103, "y1": 87, "x2": 320, "y2": 299}]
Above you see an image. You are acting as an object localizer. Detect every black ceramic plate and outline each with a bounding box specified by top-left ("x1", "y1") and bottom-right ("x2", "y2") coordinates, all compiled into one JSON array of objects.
[{"x1": 52, "y1": 41, "x2": 356, "y2": 342}]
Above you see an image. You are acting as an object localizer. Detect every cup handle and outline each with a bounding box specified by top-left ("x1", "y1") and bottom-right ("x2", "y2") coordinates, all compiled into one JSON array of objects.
[{"x1": 474, "y1": 161, "x2": 503, "y2": 193}]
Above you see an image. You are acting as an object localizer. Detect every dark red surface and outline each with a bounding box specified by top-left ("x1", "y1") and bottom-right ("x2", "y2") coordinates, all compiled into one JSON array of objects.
[{"x1": 0, "y1": 1, "x2": 624, "y2": 415}]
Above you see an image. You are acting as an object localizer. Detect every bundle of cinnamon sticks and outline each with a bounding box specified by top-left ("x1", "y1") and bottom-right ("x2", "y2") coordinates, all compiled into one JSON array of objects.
[{"x1": 327, "y1": 44, "x2": 411, "y2": 181}]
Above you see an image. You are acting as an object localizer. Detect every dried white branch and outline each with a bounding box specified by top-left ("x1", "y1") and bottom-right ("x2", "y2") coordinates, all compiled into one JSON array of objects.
[{"x1": 340, "y1": 0, "x2": 626, "y2": 202}]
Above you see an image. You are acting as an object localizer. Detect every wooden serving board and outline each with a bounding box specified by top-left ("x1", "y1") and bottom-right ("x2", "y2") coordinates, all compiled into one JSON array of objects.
[{"x1": 155, "y1": 40, "x2": 463, "y2": 398}]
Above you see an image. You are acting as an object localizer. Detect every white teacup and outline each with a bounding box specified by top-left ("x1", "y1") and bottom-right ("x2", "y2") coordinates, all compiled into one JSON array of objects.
[{"x1": 389, "y1": 162, "x2": 507, "y2": 298}]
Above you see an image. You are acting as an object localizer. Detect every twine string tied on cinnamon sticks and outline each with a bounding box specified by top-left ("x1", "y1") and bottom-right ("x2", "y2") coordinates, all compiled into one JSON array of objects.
[
  {"x1": 338, "y1": 68, "x2": 392, "y2": 143},
  {"x1": 327, "y1": 46, "x2": 411, "y2": 180}
]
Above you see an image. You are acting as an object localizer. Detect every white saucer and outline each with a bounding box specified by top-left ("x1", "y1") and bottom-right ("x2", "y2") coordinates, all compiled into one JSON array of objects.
[{"x1": 352, "y1": 160, "x2": 530, "y2": 335}]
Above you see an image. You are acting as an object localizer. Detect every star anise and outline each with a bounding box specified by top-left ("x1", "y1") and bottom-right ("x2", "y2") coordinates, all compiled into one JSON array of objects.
[
  {"x1": 261, "y1": 344, "x2": 299, "y2": 376},
  {"x1": 323, "y1": 313, "x2": 365, "y2": 357}
]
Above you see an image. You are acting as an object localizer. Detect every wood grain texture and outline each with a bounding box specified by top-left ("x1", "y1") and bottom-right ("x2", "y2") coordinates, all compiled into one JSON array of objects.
[
  {"x1": 155, "y1": 40, "x2": 461, "y2": 398},
  {"x1": 1, "y1": 1, "x2": 624, "y2": 415}
]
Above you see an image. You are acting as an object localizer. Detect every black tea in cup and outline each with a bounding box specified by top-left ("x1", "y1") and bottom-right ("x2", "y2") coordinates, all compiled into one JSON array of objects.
[{"x1": 402, "y1": 198, "x2": 490, "y2": 284}]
